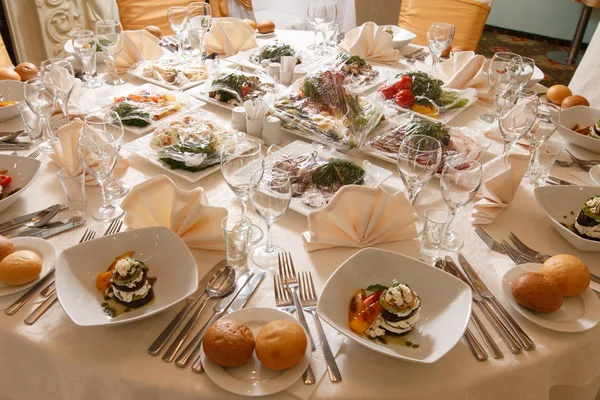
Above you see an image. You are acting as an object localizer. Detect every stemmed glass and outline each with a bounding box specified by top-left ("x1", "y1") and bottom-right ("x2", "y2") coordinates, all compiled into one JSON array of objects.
[
  {"x1": 221, "y1": 137, "x2": 264, "y2": 245},
  {"x1": 40, "y1": 59, "x2": 75, "y2": 126},
  {"x1": 527, "y1": 102, "x2": 561, "y2": 173},
  {"x1": 188, "y1": 2, "x2": 212, "y2": 58},
  {"x1": 78, "y1": 110, "x2": 124, "y2": 221},
  {"x1": 396, "y1": 134, "x2": 442, "y2": 205},
  {"x1": 73, "y1": 29, "x2": 102, "y2": 89},
  {"x1": 250, "y1": 167, "x2": 292, "y2": 271},
  {"x1": 95, "y1": 20, "x2": 126, "y2": 86},
  {"x1": 307, "y1": 1, "x2": 337, "y2": 55},
  {"x1": 105, "y1": 117, "x2": 130, "y2": 200},
  {"x1": 480, "y1": 52, "x2": 523, "y2": 123},
  {"x1": 440, "y1": 157, "x2": 482, "y2": 251},
  {"x1": 24, "y1": 78, "x2": 56, "y2": 154},
  {"x1": 168, "y1": 6, "x2": 189, "y2": 56},
  {"x1": 517, "y1": 57, "x2": 535, "y2": 89},
  {"x1": 427, "y1": 22, "x2": 455, "y2": 73},
  {"x1": 498, "y1": 96, "x2": 538, "y2": 155}
]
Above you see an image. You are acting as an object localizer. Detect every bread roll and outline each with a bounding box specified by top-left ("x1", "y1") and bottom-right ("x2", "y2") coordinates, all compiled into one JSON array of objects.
[
  {"x1": 561, "y1": 95, "x2": 589, "y2": 109},
  {"x1": 0, "y1": 235, "x2": 15, "y2": 261},
  {"x1": 0, "y1": 68, "x2": 20, "y2": 81},
  {"x1": 244, "y1": 19, "x2": 257, "y2": 31},
  {"x1": 255, "y1": 320, "x2": 306, "y2": 370},
  {"x1": 547, "y1": 85, "x2": 572, "y2": 105},
  {"x1": 0, "y1": 250, "x2": 42, "y2": 285},
  {"x1": 257, "y1": 20, "x2": 275, "y2": 34},
  {"x1": 441, "y1": 45, "x2": 452, "y2": 58},
  {"x1": 511, "y1": 272, "x2": 563, "y2": 313},
  {"x1": 203, "y1": 320, "x2": 255, "y2": 367},
  {"x1": 144, "y1": 25, "x2": 163, "y2": 39},
  {"x1": 540, "y1": 254, "x2": 590, "y2": 296},
  {"x1": 14, "y1": 62, "x2": 38, "y2": 82}
]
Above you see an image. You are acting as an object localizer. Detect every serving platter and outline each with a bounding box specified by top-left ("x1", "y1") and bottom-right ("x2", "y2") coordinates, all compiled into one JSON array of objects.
[{"x1": 128, "y1": 57, "x2": 209, "y2": 91}]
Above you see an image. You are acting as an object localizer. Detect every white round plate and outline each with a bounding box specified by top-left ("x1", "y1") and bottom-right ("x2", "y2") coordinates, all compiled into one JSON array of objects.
[
  {"x1": 501, "y1": 263, "x2": 600, "y2": 332},
  {"x1": 0, "y1": 237, "x2": 56, "y2": 296},
  {"x1": 589, "y1": 165, "x2": 600, "y2": 186},
  {"x1": 201, "y1": 307, "x2": 311, "y2": 397}
]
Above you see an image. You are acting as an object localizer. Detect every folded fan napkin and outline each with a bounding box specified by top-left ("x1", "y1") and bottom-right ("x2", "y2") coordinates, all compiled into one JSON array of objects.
[
  {"x1": 471, "y1": 153, "x2": 529, "y2": 225},
  {"x1": 437, "y1": 51, "x2": 492, "y2": 106},
  {"x1": 339, "y1": 22, "x2": 400, "y2": 66},
  {"x1": 203, "y1": 17, "x2": 257, "y2": 56},
  {"x1": 121, "y1": 175, "x2": 227, "y2": 250},
  {"x1": 105, "y1": 30, "x2": 163, "y2": 72},
  {"x1": 302, "y1": 185, "x2": 418, "y2": 252}
]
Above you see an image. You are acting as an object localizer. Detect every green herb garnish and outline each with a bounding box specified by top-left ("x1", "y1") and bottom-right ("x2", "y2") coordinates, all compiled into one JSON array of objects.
[
  {"x1": 311, "y1": 158, "x2": 365, "y2": 187},
  {"x1": 112, "y1": 102, "x2": 151, "y2": 127},
  {"x1": 366, "y1": 284, "x2": 388, "y2": 292},
  {"x1": 405, "y1": 119, "x2": 450, "y2": 146},
  {"x1": 158, "y1": 140, "x2": 220, "y2": 172}
]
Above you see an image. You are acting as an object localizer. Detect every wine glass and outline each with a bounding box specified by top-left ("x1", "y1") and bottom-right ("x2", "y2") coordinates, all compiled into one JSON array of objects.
[
  {"x1": 527, "y1": 102, "x2": 560, "y2": 174},
  {"x1": 168, "y1": 6, "x2": 189, "y2": 56},
  {"x1": 427, "y1": 22, "x2": 455, "y2": 73},
  {"x1": 250, "y1": 167, "x2": 292, "y2": 271},
  {"x1": 396, "y1": 134, "x2": 442, "y2": 205},
  {"x1": 24, "y1": 78, "x2": 56, "y2": 154},
  {"x1": 307, "y1": 1, "x2": 337, "y2": 55},
  {"x1": 78, "y1": 110, "x2": 124, "y2": 221},
  {"x1": 440, "y1": 157, "x2": 482, "y2": 251},
  {"x1": 517, "y1": 57, "x2": 535, "y2": 89},
  {"x1": 480, "y1": 52, "x2": 523, "y2": 123},
  {"x1": 40, "y1": 59, "x2": 75, "y2": 126},
  {"x1": 95, "y1": 20, "x2": 126, "y2": 85},
  {"x1": 221, "y1": 137, "x2": 265, "y2": 245},
  {"x1": 498, "y1": 96, "x2": 538, "y2": 155},
  {"x1": 105, "y1": 116, "x2": 130, "y2": 200},
  {"x1": 188, "y1": 2, "x2": 212, "y2": 58},
  {"x1": 73, "y1": 29, "x2": 102, "y2": 89}
]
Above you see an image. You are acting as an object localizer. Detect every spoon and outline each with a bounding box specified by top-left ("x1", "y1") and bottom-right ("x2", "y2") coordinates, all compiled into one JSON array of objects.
[
  {"x1": 0, "y1": 204, "x2": 62, "y2": 234},
  {"x1": 162, "y1": 265, "x2": 236, "y2": 363},
  {"x1": 0, "y1": 130, "x2": 24, "y2": 142}
]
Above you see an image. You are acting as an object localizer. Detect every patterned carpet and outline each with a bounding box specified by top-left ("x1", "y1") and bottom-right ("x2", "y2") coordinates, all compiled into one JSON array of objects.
[{"x1": 476, "y1": 26, "x2": 583, "y2": 87}]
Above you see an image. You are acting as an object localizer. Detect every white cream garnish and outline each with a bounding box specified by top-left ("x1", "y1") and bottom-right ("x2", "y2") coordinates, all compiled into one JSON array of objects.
[
  {"x1": 112, "y1": 280, "x2": 151, "y2": 303},
  {"x1": 575, "y1": 222, "x2": 600, "y2": 239},
  {"x1": 115, "y1": 258, "x2": 137, "y2": 276}
]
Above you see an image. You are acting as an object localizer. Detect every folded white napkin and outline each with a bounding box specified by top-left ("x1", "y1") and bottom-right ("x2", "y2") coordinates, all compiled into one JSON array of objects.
[
  {"x1": 339, "y1": 22, "x2": 400, "y2": 66},
  {"x1": 203, "y1": 17, "x2": 258, "y2": 56},
  {"x1": 471, "y1": 153, "x2": 529, "y2": 225},
  {"x1": 437, "y1": 51, "x2": 492, "y2": 106},
  {"x1": 121, "y1": 175, "x2": 227, "y2": 250},
  {"x1": 302, "y1": 185, "x2": 418, "y2": 252},
  {"x1": 106, "y1": 30, "x2": 163, "y2": 72}
]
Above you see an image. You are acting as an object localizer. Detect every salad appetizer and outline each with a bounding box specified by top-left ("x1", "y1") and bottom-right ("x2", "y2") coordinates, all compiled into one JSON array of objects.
[
  {"x1": 112, "y1": 89, "x2": 182, "y2": 128},
  {"x1": 349, "y1": 280, "x2": 421, "y2": 345},
  {"x1": 337, "y1": 53, "x2": 381, "y2": 92},
  {"x1": 377, "y1": 71, "x2": 473, "y2": 119},
  {"x1": 574, "y1": 196, "x2": 600, "y2": 241},
  {"x1": 141, "y1": 58, "x2": 208, "y2": 86},
  {"x1": 571, "y1": 118, "x2": 600, "y2": 139},
  {"x1": 149, "y1": 113, "x2": 237, "y2": 172},
  {"x1": 96, "y1": 252, "x2": 157, "y2": 318},
  {"x1": 208, "y1": 70, "x2": 275, "y2": 106},
  {"x1": 0, "y1": 170, "x2": 20, "y2": 200},
  {"x1": 251, "y1": 41, "x2": 300, "y2": 65}
]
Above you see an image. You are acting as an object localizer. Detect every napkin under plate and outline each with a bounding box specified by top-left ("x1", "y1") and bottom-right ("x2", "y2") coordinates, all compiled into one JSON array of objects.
[
  {"x1": 203, "y1": 17, "x2": 257, "y2": 56},
  {"x1": 436, "y1": 51, "x2": 492, "y2": 105}
]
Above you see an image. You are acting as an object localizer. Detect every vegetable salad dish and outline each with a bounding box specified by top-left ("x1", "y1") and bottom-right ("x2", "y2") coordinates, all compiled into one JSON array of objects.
[
  {"x1": 0, "y1": 170, "x2": 20, "y2": 200},
  {"x1": 141, "y1": 58, "x2": 209, "y2": 87},
  {"x1": 112, "y1": 89, "x2": 182, "y2": 128},
  {"x1": 208, "y1": 70, "x2": 275, "y2": 106},
  {"x1": 250, "y1": 42, "x2": 300, "y2": 65}
]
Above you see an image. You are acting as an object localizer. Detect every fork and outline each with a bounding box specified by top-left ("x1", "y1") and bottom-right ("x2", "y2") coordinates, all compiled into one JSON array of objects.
[
  {"x1": 565, "y1": 149, "x2": 600, "y2": 170},
  {"x1": 273, "y1": 275, "x2": 294, "y2": 314},
  {"x1": 23, "y1": 228, "x2": 97, "y2": 324},
  {"x1": 27, "y1": 149, "x2": 40, "y2": 159},
  {"x1": 278, "y1": 252, "x2": 316, "y2": 351},
  {"x1": 299, "y1": 271, "x2": 343, "y2": 382},
  {"x1": 508, "y1": 232, "x2": 550, "y2": 262},
  {"x1": 475, "y1": 226, "x2": 506, "y2": 254},
  {"x1": 501, "y1": 240, "x2": 531, "y2": 265}
]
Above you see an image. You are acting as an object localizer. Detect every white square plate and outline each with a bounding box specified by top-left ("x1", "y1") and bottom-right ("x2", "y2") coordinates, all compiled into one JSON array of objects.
[
  {"x1": 0, "y1": 154, "x2": 41, "y2": 213},
  {"x1": 317, "y1": 248, "x2": 472, "y2": 363},
  {"x1": 55, "y1": 226, "x2": 198, "y2": 326}
]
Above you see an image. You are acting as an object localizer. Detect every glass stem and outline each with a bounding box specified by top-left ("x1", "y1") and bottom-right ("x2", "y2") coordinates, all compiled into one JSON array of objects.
[
  {"x1": 443, "y1": 209, "x2": 457, "y2": 242},
  {"x1": 60, "y1": 97, "x2": 70, "y2": 125},
  {"x1": 111, "y1": 56, "x2": 119, "y2": 82},
  {"x1": 240, "y1": 197, "x2": 248, "y2": 218},
  {"x1": 409, "y1": 186, "x2": 422, "y2": 206},
  {"x1": 503, "y1": 139, "x2": 515, "y2": 155},
  {"x1": 99, "y1": 180, "x2": 110, "y2": 211},
  {"x1": 40, "y1": 116, "x2": 54, "y2": 142},
  {"x1": 265, "y1": 222, "x2": 273, "y2": 253}
]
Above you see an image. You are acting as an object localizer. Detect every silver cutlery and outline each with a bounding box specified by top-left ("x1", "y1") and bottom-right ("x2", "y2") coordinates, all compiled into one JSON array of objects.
[
  {"x1": 40, "y1": 281, "x2": 54, "y2": 297},
  {"x1": 501, "y1": 241, "x2": 530, "y2": 265},
  {"x1": 0, "y1": 143, "x2": 31, "y2": 150},
  {"x1": 299, "y1": 271, "x2": 343, "y2": 382},
  {"x1": 17, "y1": 218, "x2": 85, "y2": 239},
  {"x1": 565, "y1": 149, "x2": 600, "y2": 170},
  {"x1": 28, "y1": 149, "x2": 40, "y2": 159},
  {"x1": 162, "y1": 265, "x2": 235, "y2": 363},
  {"x1": 274, "y1": 275, "x2": 295, "y2": 314},
  {"x1": 6, "y1": 228, "x2": 96, "y2": 316},
  {"x1": 148, "y1": 260, "x2": 228, "y2": 356},
  {"x1": 475, "y1": 226, "x2": 506, "y2": 254},
  {"x1": 0, "y1": 203, "x2": 63, "y2": 234},
  {"x1": 278, "y1": 252, "x2": 316, "y2": 351},
  {"x1": 11, "y1": 216, "x2": 82, "y2": 238},
  {"x1": 0, "y1": 130, "x2": 25, "y2": 142},
  {"x1": 175, "y1": 270, "x2": 253, "y2": 368},
  {"x1": 10, "y1": 151, "x2": 17, "y2": 156},
  {"x1": 546, "y1": 176, "x2": 574, "y2": 186},
  {"x1": 436, "y1": 260, "x2": 501, "y2": 359},
  {"x1": 24, "y1": 289, "x2": 57, "y2": 325},
  {"x1": 457, "y1": 253, "x2": 535, "y2": 351}
]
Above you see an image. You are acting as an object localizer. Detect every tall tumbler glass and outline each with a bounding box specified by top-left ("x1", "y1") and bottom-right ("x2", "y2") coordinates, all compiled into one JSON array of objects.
[
  {"x1": 24, "y1": 78, "x2": 56, "y2": 154},
  {"x1": 96, "y1": 20, "x2": 126, "y2": 85}
]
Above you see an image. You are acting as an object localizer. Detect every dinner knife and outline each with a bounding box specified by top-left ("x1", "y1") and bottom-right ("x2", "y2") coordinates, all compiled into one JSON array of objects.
[
  {"x1": 148, "y1": 260, "x2": 228, "y2": 356},
  {"x1": 175, "y1": 270, "x2": 253, "y2": 368},
  {"x1": 0, "y1": 143, "x2": 31, "y2": 150},
  {"x1": 457, "y1": 253, "x2": 535, "y2": 351},
  {"x1": 27, "y1": 219, "x2": 86, "y2": 239},
  {"x1": 0, "y1": 204, "x2": 66, "y2": 233},
  {"x1": 190, "y1": 271, "x2": 267, "y2": 373}
]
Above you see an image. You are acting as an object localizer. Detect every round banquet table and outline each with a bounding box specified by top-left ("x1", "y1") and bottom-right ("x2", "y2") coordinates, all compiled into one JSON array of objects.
[{"x1": 1, "y1": 30, "x2": 600, "y2": 400}]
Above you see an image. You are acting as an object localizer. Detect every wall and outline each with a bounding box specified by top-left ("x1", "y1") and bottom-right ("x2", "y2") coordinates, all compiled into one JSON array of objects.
[{"x1": 487, "y1": 0, "x2": 600, "y2": 43}]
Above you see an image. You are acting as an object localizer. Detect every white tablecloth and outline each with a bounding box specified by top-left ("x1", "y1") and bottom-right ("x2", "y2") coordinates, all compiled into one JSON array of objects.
[{"x1": 1, "y1": 30, "x2": 600, "y2": 400}]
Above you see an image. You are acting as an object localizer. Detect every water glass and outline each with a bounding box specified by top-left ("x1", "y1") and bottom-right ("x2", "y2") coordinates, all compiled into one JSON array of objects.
[
  {"x1": 396, "y1": 134, "x2": 442, "y2": 205},
  {"x1": 57, "y1": 165, "x2": 87, "y2": 216},
  {"x1": 427, "y1": 22, "x2": 455, "y2": 73},
  {"x1": 72, "y1": 30, "x2": 102, "y2": 89},
  {"x1": 420, "y1": 208, "x2": 451, "y2": 264},
  {"x1": 96, "y1": 20, "x2": 126, "y2": 85},
  {"x1": 24, "y1": 77, "x2": 56, "y2": 154},
  {"x1": 498, "y1": 97, "x2": 538, "y2": 154},
  {"x1": 41, "y1": 59, "x2": 75, "y2": 126},
  {"x1": 222, "y1": 214, "x2": 251, "y2": 270},
  {"x1": 527, "y1": 102, "x2": 560, "y2": 174},
  {"x1": 480, "y1": 52, "x2": 523, "y2": 123},
  {"x1": 18, "y1": 103, "x2": 42, "y2": 143},
  {"x1": 307, "y1": 1, "x2": 337, "y2": 55},
  {"x1": 529, "y1": 144, "x2": 559, "y2": 187},
  {"x1": 250, "y1": 167, "x2": 292, "y2": 272},
  {"x1": 168, "y1": 6, "x2": 189, "y2": 56},
  {"x1": 518, "y1": 57, "x2": 535, "y2": 89},
  {"x1": 188, "y1": 2, "x2": 212, "y2": 57}
]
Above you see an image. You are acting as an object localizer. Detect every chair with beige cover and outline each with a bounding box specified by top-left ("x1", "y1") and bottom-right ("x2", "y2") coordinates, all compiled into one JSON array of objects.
[
  {"x1": 115, "y1": 0, "x2": 205, "y2": 34},
  {"x1": 210, "y1": 0, "x2": 254, "y2": 19},
  {"x1": 0, "y1": 35, "x2": 12, "y2": 68},
  {"x1": 398, "y1": 0, "x2": 494, "y2": 51}
]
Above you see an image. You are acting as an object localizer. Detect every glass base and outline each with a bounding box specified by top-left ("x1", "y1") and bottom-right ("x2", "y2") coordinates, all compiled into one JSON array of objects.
[
  {"x1": 479, "y1": 112, "x2": 496, "y2": 123},
  {"x1": 92, "y1": 204, "x2": 124, "y2": 222},
  {"x1": 107, "y1": 179, "x2": 130, "y2": 200},
  {"x1": 249, "y1": 224, "x2": 264, "y2": 245},
  {"x1": 440, "y1": 230, "x2": 464, "y2": 252},
  {"x1": 82, "y1": 80, "x2": 103, "y2": 89},
  {"x1": 38, "y1": 140, "x2": 55, "y2": 154},
  {"x1": 251, "y1": 244, "x2": 284, "y2": 272},
  {"x1": 106, "y1": 76, "x2": 127, "y2": 86}
]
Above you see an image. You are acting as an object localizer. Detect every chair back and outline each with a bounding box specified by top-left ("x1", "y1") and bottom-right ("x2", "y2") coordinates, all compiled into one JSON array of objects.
[
  {"x1": 115, "y1": 0, "x2": 205, "y2": 34},
  {"x1": 398, "y1": 0, "x2": 492, "y2": 51},
  {"x1": 0, "y1": 35, "x2": 12, "y2": 68}
]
